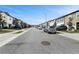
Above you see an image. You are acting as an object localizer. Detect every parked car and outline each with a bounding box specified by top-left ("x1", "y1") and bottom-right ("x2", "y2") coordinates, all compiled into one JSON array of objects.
[
  {"x1": 56, "y1": 25, "x2": 67, "y2": 31},
  {"x1": 44, "y1": 26, "x2": 56, "y2": 34},
  {"x1": 47, "y1": 26, "x2": 56, "y2": 34},
  {"x1": 38, "y1": 27, "x2": 42, "y2": 30},
  {"x1": 43, "y1": 28, "x2": 48, "y2": 32}
]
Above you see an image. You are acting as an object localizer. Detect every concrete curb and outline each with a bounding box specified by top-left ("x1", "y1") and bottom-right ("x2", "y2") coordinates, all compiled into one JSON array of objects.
[{"x1": 58, "y1": 31, "x2": 79, "y2": 41}]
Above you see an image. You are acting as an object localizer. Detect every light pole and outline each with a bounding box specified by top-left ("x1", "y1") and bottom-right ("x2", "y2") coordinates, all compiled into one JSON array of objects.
[{"x1": 44, "y1": 13, "x2": 48, "y2": 28}]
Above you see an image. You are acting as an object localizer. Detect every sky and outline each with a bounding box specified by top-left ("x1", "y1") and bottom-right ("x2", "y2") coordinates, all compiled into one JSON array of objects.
[{"x1": 0, "y1": 5, "x2": 79, "y2": 25}]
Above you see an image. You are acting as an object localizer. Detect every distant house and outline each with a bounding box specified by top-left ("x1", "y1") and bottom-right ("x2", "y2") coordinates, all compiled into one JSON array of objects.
[
  {"x1": 13, "y1": 18, "x2": 28, "y2": 29},
  {"x1": 48, "y1": 20, "x2": 56, "y2": 27},
  {"x1": 41, "y1": 23, "x2": 47, "y2": 28},
  {"x1": 13, "y1": 18, "x2": 22, "y2": 29}
]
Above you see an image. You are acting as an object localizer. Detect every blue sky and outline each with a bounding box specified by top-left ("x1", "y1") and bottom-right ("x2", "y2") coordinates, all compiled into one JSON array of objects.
[{"x1": 0, "y1": 5, "x2": 79, "y2": 25}]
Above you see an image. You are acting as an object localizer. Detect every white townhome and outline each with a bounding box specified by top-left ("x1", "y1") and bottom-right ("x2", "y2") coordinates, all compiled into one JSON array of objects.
[
  {"x1": 0, "y1": 11, "x2": 14, "y2": 28},
  {"x1": 48, "y1": 20, "x2": 56, "y2": 26},
  {"x1": 56, "y1": 17, "x2": 64, "y2": 26}
]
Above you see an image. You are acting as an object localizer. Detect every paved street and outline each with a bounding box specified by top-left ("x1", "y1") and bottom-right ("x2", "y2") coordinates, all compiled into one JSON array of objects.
[{"x1": 0, "y1": 28, "x2": 79, "y2": 54}]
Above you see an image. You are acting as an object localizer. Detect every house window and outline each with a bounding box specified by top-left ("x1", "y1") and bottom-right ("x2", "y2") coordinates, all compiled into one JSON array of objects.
[
  {"x1": 77, "y1": 15, "x2": 79, "y2": 17},
  {"x1": 60, "y1": 19, "x2": 63, "y2": 22},
  {"x1": 4, "y1": 16, "x2": 5, "y2": 18},
  {"x1": 59, "y1": 18, "x2": 63, "y2": 22},
  {"x1": 10, "y1": 19, "x2": 11, "y2": 20}
]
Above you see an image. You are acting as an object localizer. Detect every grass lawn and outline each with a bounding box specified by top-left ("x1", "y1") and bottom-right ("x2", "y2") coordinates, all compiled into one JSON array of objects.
[
  {"x1": 0, "y1": 28, "x2": 27, "y2": 34},
  {"x1": 61, "y1": 30, "x2": 79, "y2": 33},
  {"x1": 0, "y1": 29, "x2": 13, "y2": 34},
  {"x1": 14, "y1": 31, "x2": 23, "y2": 34}
]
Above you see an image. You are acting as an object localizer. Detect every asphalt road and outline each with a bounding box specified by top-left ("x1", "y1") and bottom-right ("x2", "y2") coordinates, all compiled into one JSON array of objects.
[{"x1": 0, "y1": 28, "x2": 79, "y2": 54}]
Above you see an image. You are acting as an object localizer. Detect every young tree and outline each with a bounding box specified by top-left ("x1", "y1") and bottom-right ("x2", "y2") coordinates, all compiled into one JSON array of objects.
[{"x1": 67, "y1": 17, "x2": 74, "y2": 31}]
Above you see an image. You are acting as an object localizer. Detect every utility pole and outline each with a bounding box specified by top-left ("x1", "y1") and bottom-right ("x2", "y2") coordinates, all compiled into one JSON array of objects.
[{"x1": 44, "y1": 13, "x2": 48, "y2": 28}]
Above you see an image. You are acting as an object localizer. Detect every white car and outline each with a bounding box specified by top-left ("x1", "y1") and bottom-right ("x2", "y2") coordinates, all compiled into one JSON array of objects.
[
  {"x1": 38, "y1": 27, "x2": 42, "y2": 30},
  {"x1": 44, "y1": 26, "x2": 56, "y2": 34},
  {"x1": 47, "y1": 26, "x2": 56, "y2": 34}
]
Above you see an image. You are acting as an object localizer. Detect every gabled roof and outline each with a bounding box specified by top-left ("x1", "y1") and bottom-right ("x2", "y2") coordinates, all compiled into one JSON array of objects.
[
  {"x1": 0, "y1": 11, "x2": 14, "y2": 18},
  {"x1": 55, "y1": 10, "x2": 79, "y2": 20}
]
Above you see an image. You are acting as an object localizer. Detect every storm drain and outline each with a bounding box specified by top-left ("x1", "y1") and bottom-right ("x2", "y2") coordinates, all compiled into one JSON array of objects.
[{"x1": 41, "y1": 41, "x2": 50, "y2": 46}]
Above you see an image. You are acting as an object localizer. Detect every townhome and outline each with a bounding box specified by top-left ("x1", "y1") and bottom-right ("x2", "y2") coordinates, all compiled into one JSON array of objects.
[
  {"x1": 13, "y1": 18, "x2": 28, "y2": 29},
  {"x1": 0, "y1": 11, "x2": 28, "y2": 29},
  {"x1": 56, "y1": 17, "x2": 65, "y2": 26},
  {"x1": 13, "y1": 18, "x2": 22, "y2": 29},
  {"x1": 0, "y1": 11, "x2": 14, "y2": 29},
  {"x1": 48, "y1": 20, "x2": 56, "y2": 27},
  {"x1": 55, "y1": 10, "x2": 79, "y2": 30},
  {"x1": 40, "y1": 10, "x2": 79, "y2": 30},
  {"x1": 41, "y1": 22, "x2": 48, "y2": 28}
]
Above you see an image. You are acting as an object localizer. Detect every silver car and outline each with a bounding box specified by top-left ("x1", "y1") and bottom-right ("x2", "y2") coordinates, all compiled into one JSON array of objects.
[{"x1": 44, "y1": 26, "x2": 56, "y2": 34}]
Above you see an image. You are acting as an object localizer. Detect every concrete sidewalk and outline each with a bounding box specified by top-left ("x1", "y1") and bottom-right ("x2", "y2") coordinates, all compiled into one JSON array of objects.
[
  {"x1": 58, "y1": 31, "x2": 79, "y2": 41},
  {"x1": 0, "y1": 28, "x2": 31, "y2": 47}
]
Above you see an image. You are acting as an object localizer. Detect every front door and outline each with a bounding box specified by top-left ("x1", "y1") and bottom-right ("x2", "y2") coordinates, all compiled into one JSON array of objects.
[{"x1": 76, "y1": 22, "x2": 79, "y2": 30}]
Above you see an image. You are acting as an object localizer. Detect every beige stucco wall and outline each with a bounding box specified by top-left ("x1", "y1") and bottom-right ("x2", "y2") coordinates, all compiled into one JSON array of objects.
[
  {"x1": 64, "y1": 12, "x2": 79, "y2": 30},
  {"x1": 75, "y1": 12, "x2": 79, "y2": 23}
]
